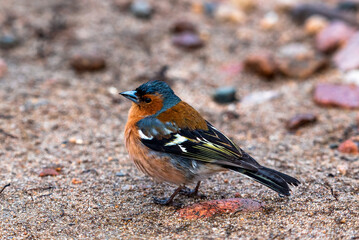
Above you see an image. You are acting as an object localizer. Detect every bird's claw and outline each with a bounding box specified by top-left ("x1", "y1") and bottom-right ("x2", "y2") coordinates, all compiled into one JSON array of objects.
[
  {"x1": 179, "y1": 187, "x2": 206, "y2": 199},
  {"x1": 152, "y1": 197, "x2": 173, "y2": 205}
]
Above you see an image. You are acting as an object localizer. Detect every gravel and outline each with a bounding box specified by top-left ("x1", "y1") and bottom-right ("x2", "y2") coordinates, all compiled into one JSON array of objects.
[{"x1": 0, "y1": 0, "x2": 358, "y2": 239}]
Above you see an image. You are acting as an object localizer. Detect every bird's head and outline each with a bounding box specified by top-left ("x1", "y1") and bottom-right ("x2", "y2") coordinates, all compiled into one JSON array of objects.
[{"x1": 120, "y1": 80, "x2": 181, "y2": 116}]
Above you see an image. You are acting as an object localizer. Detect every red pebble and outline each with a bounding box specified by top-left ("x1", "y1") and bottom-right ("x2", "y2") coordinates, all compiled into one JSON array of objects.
[
  {"x1": 244, "y1": 52, "x2": 277, "y2": 77},
  {"x1": 314, "y1": 83, "x2": 359, "y2": 109},
  {"x1": 338, "y1": 139, "x2": 359, "y2": 154},
  {"x1": 178, "y1": 198, "x2": 263, "y2": 219},
  {"x1": 39, "y1": 168, "x2": 59, "y2": 177},
  {"x1": 287, "y1": 113, "x2": 317, "y2": 130},
  {"x1": 316, "y1": 21, "x2": 356, "y2": 53}
]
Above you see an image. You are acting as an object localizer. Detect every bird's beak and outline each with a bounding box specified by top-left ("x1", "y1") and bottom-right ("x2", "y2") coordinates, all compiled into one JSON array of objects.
[{"x1": 120, "y1": 90, "x2": 139, "y2": 103}]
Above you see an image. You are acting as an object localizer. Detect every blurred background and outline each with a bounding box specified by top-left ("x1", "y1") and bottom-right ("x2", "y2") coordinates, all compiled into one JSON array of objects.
[{"x1": 0, "y1": 0, "x2": 358, "y2": 238}]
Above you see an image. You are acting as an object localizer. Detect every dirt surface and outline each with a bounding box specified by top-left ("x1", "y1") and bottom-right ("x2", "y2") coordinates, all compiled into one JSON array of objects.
[{"x1": 0, "y1": 0, "x2": 358, "y2": 239}]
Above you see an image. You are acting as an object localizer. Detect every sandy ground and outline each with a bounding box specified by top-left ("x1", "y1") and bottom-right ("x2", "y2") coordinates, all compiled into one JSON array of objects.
[{"x1": 0, "y1": 0, "x2": 358, "y2": 239}]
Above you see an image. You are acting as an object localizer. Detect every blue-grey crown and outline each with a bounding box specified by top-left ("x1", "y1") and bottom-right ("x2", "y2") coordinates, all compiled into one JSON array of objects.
[{"x1": 136, "y1": 80, "x2": 181, "y2": 115}]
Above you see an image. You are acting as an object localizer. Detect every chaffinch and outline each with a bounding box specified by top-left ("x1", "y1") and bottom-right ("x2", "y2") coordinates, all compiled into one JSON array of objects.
[{"x1": 121, "y1": 80, "x2": 300, "y2": 205}]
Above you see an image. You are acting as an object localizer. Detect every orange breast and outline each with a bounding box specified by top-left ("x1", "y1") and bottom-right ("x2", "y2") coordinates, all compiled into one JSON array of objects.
[{"x1": 124, "y1": 104, "x2": 187, "y2": 184}]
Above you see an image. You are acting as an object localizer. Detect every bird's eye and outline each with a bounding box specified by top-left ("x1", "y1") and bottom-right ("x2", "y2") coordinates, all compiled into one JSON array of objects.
[{"x1": 144, "y1": 98, "x2": 152, "y2": 103}]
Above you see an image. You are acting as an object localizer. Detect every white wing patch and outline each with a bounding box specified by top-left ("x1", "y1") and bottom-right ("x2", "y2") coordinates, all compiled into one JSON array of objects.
[
  {"x1": 138, "y1": 130, "x2": 153, "y2": 140},
  {"x1": 165, "y1": 134, "x2": 188, "y2": 146},
  {"x1": 179, "y1": 145, "x2": 187, "y2": 152}
]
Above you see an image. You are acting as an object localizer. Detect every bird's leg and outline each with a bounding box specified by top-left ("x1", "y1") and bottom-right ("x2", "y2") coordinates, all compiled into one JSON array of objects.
[
  {"x1": 153, "y1": 186, "x2": 183, "y2": 205},
  {"x1": 179, "y1": 181, "x2": 206, "y2": 198}
]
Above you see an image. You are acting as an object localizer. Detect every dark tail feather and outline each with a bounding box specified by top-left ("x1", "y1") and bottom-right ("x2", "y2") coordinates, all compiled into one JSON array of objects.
[{"x1": 230, "y1": 166, "x2": 301, "y2": 196}]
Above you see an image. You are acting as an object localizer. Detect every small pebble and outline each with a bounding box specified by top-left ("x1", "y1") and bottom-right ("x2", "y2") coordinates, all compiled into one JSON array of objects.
[
  {"x1": 314, "y1": 83, "x2": 359, "y2": 109},
  {"x1": 170, "y1": 20, "x2": 197, "y2": 34},
  {"x1": 204, "y1": 2, "x2": 218, "y2": 16},
  {"x1": 316, "y1": 21, "x2": 356, "y2": 53},
  {"x1": 130, "y1": 0, "x2": 153, "y2": 19},
  {"x1": 178, "y1": 198, "x2": 263, "y2": 219},
  {"x1": 72, "y1": 178, "x2": 83, "y2": 184},
  {"x1": 275, "y1": 43, "x2": 327, "y2": 78},
  {"x1": 286, "y1": 113, "x2": 317, "y2": 130},
  {"x1": 108, "y1": 86, "x2": 119, "y2": 95},
  {"x1": 68, "y1": 137, "x2": 84, "y2": 145},
  {"x1": 172, "y1": 32, "x2": 204, "y2": 50},
  {"x1": 109, "y1": 86, "x2": 122, "y2": 103},
  {"x1": 329, "y1": 143, "x2": 339, "y2": 149},
  {"x1": 215, "y1": 4, "x2": 246, "y2": 24},
  {"x1": 260, "y1": 11, "x2": 279, "y2": 30},
  {"x1": 304, "y1": 15, "x2": 329, "y2": 35},
  {"x1": 39, "y1": 168, "x2": 60, "y2": 177},
  {"x1": 333, "y1": 32, "x2": 359, "y2": 71},
  {"x1": 212, "y1": 87, "x2": 237, "y2": 104},
  {"x1": 277, "y1": 42, "x2": 312, "y2": 58},
  {"x1": 121, "y1": 185, "x2": 132, "y2": 191},
  {"x1": 244, "y1": 52, "x2": 277, "y2": 77},
  {"x1": 337, "y1": 1, "x2": 359, "y2": 12},
  {"x1": 241, "y1": 90, "x2": 280, "y2": 106},
  {"x1": 0, "y1": 34, "x2": 20, "y2": 49},
  {"x1": 0, "y1": 58, "x2": 7, "y2": 78},
  {"x1": 70, "y1": 53, "x2": 106, "y2": 72},
  {"x1": 338, "y1": 138, "x2": 359, "y2": 154},
  {"x1": 116, "y1": 172, "x2": 127, "y2": 177},
  {"x1": 337, "y1": 164, "x2": 348, "y2": 175},
  {"x1": 339, "y1": 218, "x2": 346, "y2": 224}
]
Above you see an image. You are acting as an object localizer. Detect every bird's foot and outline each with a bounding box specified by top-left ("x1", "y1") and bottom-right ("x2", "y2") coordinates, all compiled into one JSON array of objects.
[
  {"x1": 152, "y1": 186, "x2": 184, "y2": 206},
  {"x1": 152, "y1": 197, "x2": 173, "y2": 205},
  {"x1": 179, "y1": 187, "x2": 206, "y2": 199}
]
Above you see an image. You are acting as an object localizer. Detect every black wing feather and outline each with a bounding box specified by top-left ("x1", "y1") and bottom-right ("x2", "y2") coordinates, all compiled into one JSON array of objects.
[{"x1": 138, "y1": 118, "x2": 259, "y2": 171}]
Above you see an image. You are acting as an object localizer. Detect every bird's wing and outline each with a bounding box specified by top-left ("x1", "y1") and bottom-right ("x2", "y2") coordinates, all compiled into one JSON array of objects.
[{"x1": 137, "y1": 118, "x2": 260, "y2": 171}]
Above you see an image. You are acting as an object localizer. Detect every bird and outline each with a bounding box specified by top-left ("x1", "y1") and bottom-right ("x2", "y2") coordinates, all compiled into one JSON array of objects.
[{"x1": 120, "y1": 80, "x2": 300, "y2": 205}]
